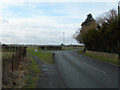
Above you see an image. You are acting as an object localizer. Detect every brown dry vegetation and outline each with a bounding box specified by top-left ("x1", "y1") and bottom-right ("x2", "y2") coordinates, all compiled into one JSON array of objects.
[
  {"x1": 2, "y1": 46, "x2": 28, "y2": 88},
  {"x1": 2, "y1": 56, "x2": 30, "y2": 88}
]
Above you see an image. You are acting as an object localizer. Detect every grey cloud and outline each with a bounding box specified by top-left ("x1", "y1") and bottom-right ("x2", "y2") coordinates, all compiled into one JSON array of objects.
[{"x1": 0, "y1": 19, "x2": 8, "y2": 23}]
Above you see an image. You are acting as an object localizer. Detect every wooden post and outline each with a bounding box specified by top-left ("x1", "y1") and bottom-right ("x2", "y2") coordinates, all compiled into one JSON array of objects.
[
  {"x1": 12, "y1": 54, "x2": 15, "y2": 71},
  {"x1": 24, "y1": 47, "x2": 27, "y2": 57},
  {"x1": 3, "y1": 59, "x2": 6, "y2": 71}
]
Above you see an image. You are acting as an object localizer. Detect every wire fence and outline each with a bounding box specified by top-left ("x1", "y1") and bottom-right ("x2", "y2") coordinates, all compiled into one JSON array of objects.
[{"x1": 2, "y1": 46, "x2": 27, "y2": 72}]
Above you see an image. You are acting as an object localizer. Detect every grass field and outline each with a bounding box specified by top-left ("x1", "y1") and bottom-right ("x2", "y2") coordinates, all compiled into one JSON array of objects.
[
  {"x1": 77, "y1": 50, "x2": 120, "y2": 65},
  {"x1": 27, "y1": 46, "x2": 83, "y2": 51},
  {"x1": 27, "y1": 46, "x2": 38, "y2": 51},
  {"x1": 27, "y1": 51, "x2": 54, "y2": 64}
]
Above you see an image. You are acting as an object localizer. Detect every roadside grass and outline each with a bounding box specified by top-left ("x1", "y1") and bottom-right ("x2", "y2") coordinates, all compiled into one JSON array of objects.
[
  {"x1": 77, "y1": 50, "x2": 120, "y2": 65},
  {"x1": 27, "y1": 51, "x2": 54, "y2": 64},
  {"x1": 27, "y1": 46, "x2": 38, "y2": 51},
  {"x1": 23, "y1": 56, "x2": 40, "y2": 88},
  {"x1": 77, "y1": 50, "x2": 84, "y2": 53}
]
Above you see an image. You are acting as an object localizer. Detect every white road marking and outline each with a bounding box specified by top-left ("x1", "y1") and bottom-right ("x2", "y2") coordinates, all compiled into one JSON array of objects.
[
  {"x1": 64, "y1": 52, "x2": 84, "y2": 63},
  {"x1": 85, "y1": 64, "x2": 106, "y2": 74},
  {"x1": 64, "y1": 52, "x2": 106, "y2": 74}
]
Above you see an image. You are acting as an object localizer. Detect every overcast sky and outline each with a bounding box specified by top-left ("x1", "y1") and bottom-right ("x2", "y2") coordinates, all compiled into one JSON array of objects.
[{"x1": 0, "y1": 0, "x2": 118, "y2": 45}]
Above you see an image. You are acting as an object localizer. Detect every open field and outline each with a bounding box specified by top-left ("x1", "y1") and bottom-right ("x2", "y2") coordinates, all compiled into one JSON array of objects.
[
  {"x1": 27, "y1": 46, "x2": 38, "y2": 51},
  {"x1": 77, "y1": 50, "x2": 120, "y2": 65},
  {"x1": 27, "y1": 51, "x2": 54, "y2": 64},
  {"x1": 27, "y1": 46, "x2": 83, "y2": 51}
]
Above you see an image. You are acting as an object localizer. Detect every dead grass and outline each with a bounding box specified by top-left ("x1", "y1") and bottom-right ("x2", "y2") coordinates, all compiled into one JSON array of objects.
[{"x1": 2, "y1": 56, "x2": 29, "y2": 88}]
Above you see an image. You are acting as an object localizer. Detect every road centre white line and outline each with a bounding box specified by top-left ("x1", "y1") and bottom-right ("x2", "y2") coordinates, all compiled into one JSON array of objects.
[
  {"x1": 85, "y1": 63, "x2": 106, "y2": 74},
  {"x1": 64, "y1": 52, "x2": 106, "y2": 74},
  {"x1": 64, "y1": 52, "x2": 84, "y2": 64}
]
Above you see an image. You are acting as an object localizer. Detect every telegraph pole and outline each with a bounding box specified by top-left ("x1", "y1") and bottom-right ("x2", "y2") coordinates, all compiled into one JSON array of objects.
[
  {"x1": 0, "y1": 42, "x2": 1, "y2": 90},
  {"x1": 118, "y1": 1, "x2": 120, "y2": 15},
  {"x1": 63, "y1": 32, "x2": 65, "y2": 45}
]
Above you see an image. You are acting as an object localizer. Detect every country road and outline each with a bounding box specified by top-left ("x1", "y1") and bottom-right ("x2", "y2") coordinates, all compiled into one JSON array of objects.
[{"x1": 53, "y1": 49, "x2": 118, "y2": 88}]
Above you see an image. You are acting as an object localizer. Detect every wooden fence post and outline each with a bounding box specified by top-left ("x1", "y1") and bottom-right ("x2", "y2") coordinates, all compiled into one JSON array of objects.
[
  {"x1": 12, "y1": 54, "x2": 15, "y2": 71},
  {"x1": 3, "y1": 59, "x2": 6, "y2": 71},
  {"x1": 23, "y1": 47, "x2": 27, "y2": 57}
]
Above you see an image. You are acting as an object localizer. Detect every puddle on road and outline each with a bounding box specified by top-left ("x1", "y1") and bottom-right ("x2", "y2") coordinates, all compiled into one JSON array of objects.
[
  {"x1": 42, "y1": 64, "x2": 47, "y2": 66},
  {"x1": 42, "y1": 69, "x2": 48, "y2": 71}
]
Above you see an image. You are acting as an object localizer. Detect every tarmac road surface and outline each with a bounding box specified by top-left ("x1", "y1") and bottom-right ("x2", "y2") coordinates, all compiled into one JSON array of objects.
[{"x1": 54, "y1": 49, "x2": 118, "y2": 88}]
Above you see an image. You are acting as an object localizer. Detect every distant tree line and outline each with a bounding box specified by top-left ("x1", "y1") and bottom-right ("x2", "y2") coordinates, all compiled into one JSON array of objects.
[
  {"x1": 74, "y1": 9, "x2": 120, "y2": 53},
  {"x1": 38, "y1": 45, "x2": 62, "y2": 50}
]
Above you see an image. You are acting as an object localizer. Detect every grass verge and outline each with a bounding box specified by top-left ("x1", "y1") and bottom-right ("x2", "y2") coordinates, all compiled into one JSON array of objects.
[
  {"x1": 27, "y1": 46, "x2": 38, "y2": 51},
  {"x1": 77, "y1": 50, "x2": 120, "y2": 65},
  {"x1": 23, "y1": 56, "x2": 40, "y2": 88},
  {"x1": 27, "y1": 51, "x2": 54, "y2": 64}
]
